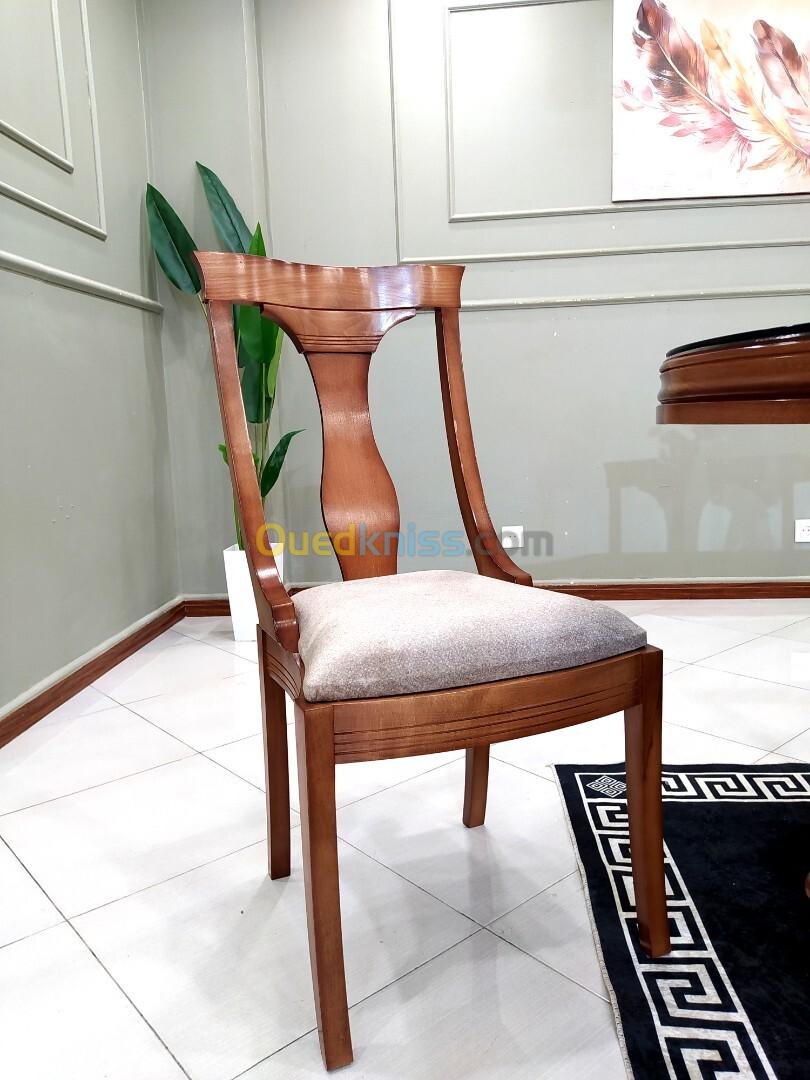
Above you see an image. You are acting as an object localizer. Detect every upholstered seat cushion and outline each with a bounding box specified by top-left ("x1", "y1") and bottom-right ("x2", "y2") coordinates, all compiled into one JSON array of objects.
[{"x1": 293, "y1": 570, "x2": 646, "y2": 703}]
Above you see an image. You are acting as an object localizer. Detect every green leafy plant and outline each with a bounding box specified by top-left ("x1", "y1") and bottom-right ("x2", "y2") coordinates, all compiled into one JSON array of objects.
[{"x1": 145, "y1": 163, "x2": 301, "y2": 549}]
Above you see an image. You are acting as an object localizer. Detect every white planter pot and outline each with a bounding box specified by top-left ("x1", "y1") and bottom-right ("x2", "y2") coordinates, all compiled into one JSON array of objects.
[{"x1": 223, "y1": 542, "x2": 284, "y2": 642}]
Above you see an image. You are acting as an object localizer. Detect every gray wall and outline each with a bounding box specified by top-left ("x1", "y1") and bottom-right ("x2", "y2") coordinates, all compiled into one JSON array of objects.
[
  {"x1": 260, "y1": 0, "x2": 810, "y2": 585},
  {"x1": 137, "y1": 0, "x2": 288, "y2": 597},
  {"x1": 1, "y1": 0, "x2": 177, "y2": 709},
  {"x1": 4, "y1": 0, "x2": 810, "y2": 712}
]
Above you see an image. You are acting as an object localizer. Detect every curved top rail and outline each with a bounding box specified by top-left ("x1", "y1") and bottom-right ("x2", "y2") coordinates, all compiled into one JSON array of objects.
[{"x1": 195, "y1": 253, "x2": 464, "y2": 312}]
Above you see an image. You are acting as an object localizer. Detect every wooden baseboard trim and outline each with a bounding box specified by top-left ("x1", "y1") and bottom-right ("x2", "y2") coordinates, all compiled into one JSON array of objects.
[
  {"x1": 289, "y1": 580, "x2": 810, "y2": 600},
  {"x1": 0, "y1": 599, "x2": 195, "y2": 751},
  {"x1": 183, "y1": 580, "x2": 810, "y2": 607},
  {"x1": 537, "y1": 581, "x2": 810, "y2": 600},
  {"x1": 4, "y1": 579, "x2": 810, "y2": 752},
  {"x1": 184, "y1": 597, "x2": 230, "y2": 616}
]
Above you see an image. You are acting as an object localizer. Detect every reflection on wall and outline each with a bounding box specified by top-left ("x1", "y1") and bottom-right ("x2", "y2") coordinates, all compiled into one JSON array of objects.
[
  {"x1": 603, "y1": 434, "x2": 806, "y2": 579},
  {"x1": 264, "y1": 0, "x2": 810, "y2": 585}
]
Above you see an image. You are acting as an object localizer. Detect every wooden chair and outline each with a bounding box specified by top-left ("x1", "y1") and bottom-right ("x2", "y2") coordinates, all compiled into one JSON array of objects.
[{"x1": 194, "y1": 253, "x2": 671, "y2": 1071}]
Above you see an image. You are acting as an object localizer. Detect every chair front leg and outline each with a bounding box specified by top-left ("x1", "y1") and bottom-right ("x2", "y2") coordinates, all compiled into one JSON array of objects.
[
  {"x1": 462, "y1": 745, "x2": 490, "y2": 828},
  {"x1": 295, "y1": 703, "x2": 353, "y2": 1070},
  {"x1": 258, "y1": 628, "x2": 290, "y2": 879},
  {"x1": 624, "y1": 647, "x2": 671, "y2": 958}
]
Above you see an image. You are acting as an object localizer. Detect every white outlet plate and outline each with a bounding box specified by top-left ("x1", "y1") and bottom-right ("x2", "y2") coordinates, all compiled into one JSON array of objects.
[
  {"x1": 795, "y1": 519, "x2": 810, "y2": 543},
  {"x1": 501, "y1": 525, "x2": 524, "y2": 550}
]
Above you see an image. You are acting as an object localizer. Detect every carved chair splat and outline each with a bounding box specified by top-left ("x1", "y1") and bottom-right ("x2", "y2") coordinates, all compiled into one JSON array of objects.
[{"x1": 195, "y1": 253, "x2": 670, "y2": 1071}]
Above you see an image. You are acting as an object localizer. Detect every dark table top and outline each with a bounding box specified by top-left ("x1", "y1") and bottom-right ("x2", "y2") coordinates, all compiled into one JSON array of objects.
[
  {"x1": 659, "y1": 320, "x2": 810, "y2": 424},
  {"x1": 667, "y1": 322, "x2": 810, "y2": 359}
]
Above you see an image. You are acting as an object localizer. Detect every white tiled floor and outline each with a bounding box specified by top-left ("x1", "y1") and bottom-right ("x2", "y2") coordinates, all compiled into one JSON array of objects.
[{"x1": 1, "y1": 602, "x2": 808, "y2": 1079}]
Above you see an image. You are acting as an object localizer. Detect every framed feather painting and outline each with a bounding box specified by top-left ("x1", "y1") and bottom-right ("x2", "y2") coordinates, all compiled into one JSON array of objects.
[{"x1": 613, "y1": 0, "x2": 810, "y2": 200}]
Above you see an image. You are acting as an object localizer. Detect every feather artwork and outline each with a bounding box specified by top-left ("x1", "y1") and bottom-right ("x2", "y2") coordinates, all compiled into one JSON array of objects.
[
  {"x1": 627, "y1": 0, "x2": 739, "y2": 150},
  {"x1": 753, "y1": 19, "x2": 810, "y2": 112},
  {"x1": 751, "y1": 19, "x2": 810, "y2": 159},
  {"x1": 615, "y1": 0, "x2": 810, "y2": 182}
]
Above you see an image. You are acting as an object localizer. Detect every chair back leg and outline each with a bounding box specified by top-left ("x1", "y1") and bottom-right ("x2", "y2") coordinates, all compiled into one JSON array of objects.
[
  {"x1": 624, "y1": 647, "x2": 671, "y2": 957},
  {"x1": 462, "y1": 745, "x2": 490, "y2": 828},
  {"x1": 295, "y1": 703, "x2": 353, "y2": 1070},
  {"x1": 258, "y1": 628, "x2": 291, "y2": 880}
]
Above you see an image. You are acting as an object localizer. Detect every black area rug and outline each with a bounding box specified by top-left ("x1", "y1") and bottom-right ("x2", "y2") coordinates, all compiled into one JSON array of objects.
[{"x1": 556, "y1": 764, "x2": 810, "y2": 1079}]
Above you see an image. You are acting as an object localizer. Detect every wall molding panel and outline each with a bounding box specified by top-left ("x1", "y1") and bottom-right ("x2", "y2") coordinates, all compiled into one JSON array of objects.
[
  {"x1": 402, "y1": 237, "x2": 810, "y2": 265},
  {"x1": 442, "y1": 1, "x2": 810, "y2": 226},
  {"x1": 449, "y1": 193, "x2": 810, "y2": 224},
  {"x1": 77, "y1": 0, "x2": 106, "y2": 235},
  {"x1": 391, "y1": 0, "x2": 810, "y2": 275},
  {"x1": 0, "y1": 178, "x2": 106, "y2": 238},
  {"x1": 0, "y1": 121, "x2": 74, "y2": 174},
  {"x1": 460, "y1": 283, "x2": 810, "y2": 311},
  {"x1": 0, "y1": 0, "x2": 74, "y2": 172},
  {"x1": 0, "y1": 249, "x2": 162, "y2": 313},
  {"x1": 444, "y1": 0, "x2": 598, "y2": 223},
  {"x1": 48, "y1": 0, "x2": 74, "y2": 163},
  {"x1": 241, "y1": 0, "x2": 275, "y2": 248},
  {"x1": 0, "y1": 0, "x2": 107, "y2": 239}
]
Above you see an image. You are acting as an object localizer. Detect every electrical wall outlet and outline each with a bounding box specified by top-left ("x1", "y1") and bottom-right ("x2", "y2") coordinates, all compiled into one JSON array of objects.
[
  {"x1": 501, "y1": 525, "x2": 524, "y2": 550},
  {"x1": 795, "y1": 519, "x2": 810, "y2": 543}
]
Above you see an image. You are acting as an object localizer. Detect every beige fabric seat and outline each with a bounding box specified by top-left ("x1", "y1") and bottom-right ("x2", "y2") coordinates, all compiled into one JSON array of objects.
[{"x1": 293, "y1": 570, "x2": 646, "y2": 703}]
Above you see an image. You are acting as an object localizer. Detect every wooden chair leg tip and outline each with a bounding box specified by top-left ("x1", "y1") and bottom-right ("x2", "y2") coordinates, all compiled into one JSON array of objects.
[
  {"x1": 323, "y1": 1042, "x2": 354, "y2": 1071},
  {"x1": 640, "y1": 933, "x2": 671, "y2": 958},
  {"x1": 325, "y1": 1055, "x2": 354, "y2": 1071}
]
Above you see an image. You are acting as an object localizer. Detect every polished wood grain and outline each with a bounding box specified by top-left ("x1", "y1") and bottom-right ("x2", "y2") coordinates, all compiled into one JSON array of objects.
[
  {"x1": 306, "y1": 351, "x2": 399, "y2": 580},
  {"x1": 624, "y1": 648, "x2": 669, "y2": 956},
  {"x1": 263, "y1": 304, "x2": 415, "y2": 355},
  {"x1": 330, "y1": 649, "x2": 645, "y2": 762},
  {"x1": 259, "y1": 627, "x2": 291, "y2": 880},
  {"x1": 295, "y1": 702, "x2": 352, "y2": 1070},
  {"x1": 206, "y1": 299, "x2": 299, "y2": 654},
  {"x1": 658, "y1": 323, "x2": 810, "y2": 424},
  {"x1": 436, "y1": 307, "x2": 532, "y2": 585},
  {"x1": 463, "y1": 746, "x2": 490, "y2": 828},
  {"x1": 196, "y1": 253, "x2": 462, "y2": 310},
  {"x1": 194, "y1": 253, "x2": 671, "y2": 1070}
]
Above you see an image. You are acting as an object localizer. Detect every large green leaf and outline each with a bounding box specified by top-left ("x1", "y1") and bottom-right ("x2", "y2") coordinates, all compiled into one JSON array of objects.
[
  {"x1": 238, "y1": 225, "x2": 283, "y2": 422},
  {"x1": 145, "y1": 184, "x2": 200, "y2": 293},
  {"x1": 260, "y1": 430, "x2": 303, "y2": 498},
  {"x1": 248, "y1": 221, "x2": 266, "y2": 257},
  {"x1": 196, "y1": 162, "x2": 252, "y2": 253},
  {"x1": 265, "y1": 321, "x2": 283, "y2": 402},
  {"x1": 243, "y1": 327, "x2": 283, "y2": 428},
  {"x1": 238, "y1": 310, "x2": 265, "y2": 370},
  {"x1": 237, "y1": 224, "x2": 268, "y2": 363},
  {"x1": 241, "y1": 357, "x2": 272, "y2": 424},
  {"x1": 217, "y1": 441, "x2": 260, "y2": 477},
  {"x1": 233, "y1": 307, "x2": 246, "y2": 369},
  {"x1": 233, "y1": 225, "x2": 264, "y2": 369}
]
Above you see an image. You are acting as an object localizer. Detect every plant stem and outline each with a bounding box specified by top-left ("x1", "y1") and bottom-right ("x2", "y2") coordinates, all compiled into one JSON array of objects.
[{"x1": 233, "y1": 496, "x2": 243, "y2": 551}]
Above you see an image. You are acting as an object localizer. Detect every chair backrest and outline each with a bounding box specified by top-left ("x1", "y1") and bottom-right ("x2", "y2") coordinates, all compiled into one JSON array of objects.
[{"x1": 194, "y1": 254, "x2": 529, "y2": 647}]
